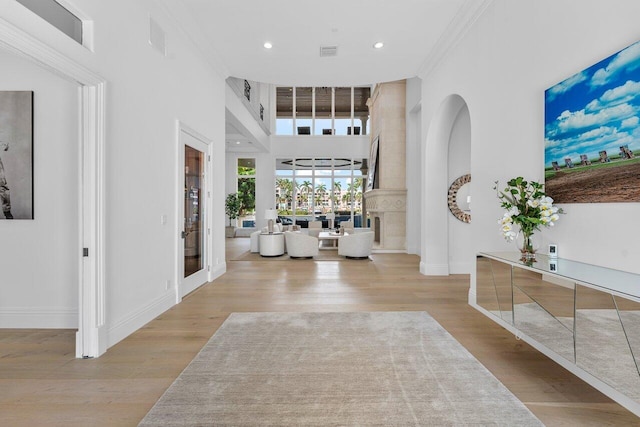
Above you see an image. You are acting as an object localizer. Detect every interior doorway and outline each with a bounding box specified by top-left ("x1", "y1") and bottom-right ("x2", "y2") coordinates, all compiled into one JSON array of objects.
[
  {"x1": 0, "y1": 21, "x2": 107, "y2": 357},
  {"x1": 177, "y1": 123, "x2": 211, "y2": 300}
]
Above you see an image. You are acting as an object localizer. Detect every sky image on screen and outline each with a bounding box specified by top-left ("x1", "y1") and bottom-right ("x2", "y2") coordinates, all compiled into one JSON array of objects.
[{"x1": 545, "y1": 40, "x2": 640, "y2": 169}]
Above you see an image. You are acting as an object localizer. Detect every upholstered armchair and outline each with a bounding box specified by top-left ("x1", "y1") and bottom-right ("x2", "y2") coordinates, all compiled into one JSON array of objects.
[
  {"x1": 338, "y1": 231, "x2": 374, "y2": 259},
  {"x1": 338, "y1": 220, "x2": 354, "y2": 235},
  {"x1": 284, "y1": 231, "x2": 319, "y2": 258},
  {"x1": 307, "y1": 220, "x2": 323, "y2": 238},
  {"x1": 250, "y1": 230, "x2": 261, "y2": 252}
]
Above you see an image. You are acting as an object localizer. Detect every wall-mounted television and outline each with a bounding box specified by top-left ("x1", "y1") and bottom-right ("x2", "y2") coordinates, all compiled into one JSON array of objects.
[{"x1": 545, "y1": 40, "x2": 640, "y2": 203}]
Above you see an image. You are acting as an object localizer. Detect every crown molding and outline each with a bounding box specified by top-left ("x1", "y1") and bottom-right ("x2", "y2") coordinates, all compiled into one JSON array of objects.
[
  {"x1": 154, "y1": 0, "x2": 229, "y2": 81},
  {"x1": 417, "y1": 0, "x2": 494, "y2": 79}
]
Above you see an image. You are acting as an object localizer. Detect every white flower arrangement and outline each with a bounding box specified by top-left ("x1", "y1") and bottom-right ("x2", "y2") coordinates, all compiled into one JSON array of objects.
[{"x1": 494, "y1": 177, "x2": 563, "y2": 242}]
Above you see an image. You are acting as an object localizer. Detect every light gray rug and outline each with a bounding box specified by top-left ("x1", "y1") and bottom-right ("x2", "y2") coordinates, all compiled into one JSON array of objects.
[{"x1": 139, "y1": 312, "x2": 542, "y2": 426}]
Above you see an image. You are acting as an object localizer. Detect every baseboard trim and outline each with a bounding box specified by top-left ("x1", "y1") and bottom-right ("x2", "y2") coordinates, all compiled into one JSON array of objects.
[
  {"x1": 107, "y1": 291, "x2": 174, "y2": 348},
  {"x1": 208, "y1": 263, "x2": 226, "y2": 282},
  {"x1": 0, "y1": 307, "x2": 78, "y2": 328},
  {"x1": 449, "y1": 262, "x2": 473, "y2": 274},
  {"x1": 419, "y1": 262, "x2": 449, "y2": 276},
  {"x1": 468, "y1": 288, "x2": 476, "y2": 305},
  {"x1": 107, "y1": 263, "x2": 226, "y2": 350}
]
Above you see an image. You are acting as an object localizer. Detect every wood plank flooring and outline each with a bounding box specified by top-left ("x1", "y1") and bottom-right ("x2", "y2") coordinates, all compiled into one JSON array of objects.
[{"x1": 0, "y1": 237, "x2": 638, "y2": 426}]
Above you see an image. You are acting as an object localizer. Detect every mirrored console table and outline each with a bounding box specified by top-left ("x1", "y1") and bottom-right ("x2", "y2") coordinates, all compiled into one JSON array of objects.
[{"x1": 473, "y1": 252, "x2": 640, "y2": 417}]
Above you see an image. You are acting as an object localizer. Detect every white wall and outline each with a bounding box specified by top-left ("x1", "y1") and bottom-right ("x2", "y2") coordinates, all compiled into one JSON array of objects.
[
  {"x1": 0, "y1": 0, "x2": 227, "y2": 348},
  {"x1": 420, "y1": 0, "x2": 640, "y2": 277},
  {"x1": 406, "y1": 77, "x2": 422, "y2": 255},
  {"x1": 447, "y1": 105, "x2": 472, "y2": 273},
  {"x1": 0, "y1": 49, "x2": 79, "y2": 328}
]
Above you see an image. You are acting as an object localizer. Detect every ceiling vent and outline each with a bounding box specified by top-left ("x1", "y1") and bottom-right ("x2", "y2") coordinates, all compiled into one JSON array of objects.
[{"x1": 320, "y1": 46, "x2": 338, "y2": 57}]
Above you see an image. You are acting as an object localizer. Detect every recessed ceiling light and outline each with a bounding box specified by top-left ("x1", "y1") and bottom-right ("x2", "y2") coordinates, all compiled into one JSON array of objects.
[
  {"x1": 263, "y1": 42, "x2": 273, "y2": 49},
  {"x1": 373, "y1": 42, "x2": 384, "y2": 49},
  {"x1": 236, "y1": 141, "x2": 241, "y2": 145}
]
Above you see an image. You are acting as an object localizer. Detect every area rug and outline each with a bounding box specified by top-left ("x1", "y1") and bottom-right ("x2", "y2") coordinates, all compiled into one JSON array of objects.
[{"x1": 139, "y1": 312, "x2": 542, "y2": 426}]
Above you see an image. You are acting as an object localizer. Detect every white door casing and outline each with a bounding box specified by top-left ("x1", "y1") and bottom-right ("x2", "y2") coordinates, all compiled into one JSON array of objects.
[
  {"x1": 0, "y1": 19, "x2": 106, "y2": 357},
  {"x1": 176, "y1": 121, "x2": 212, "y2": 302}
]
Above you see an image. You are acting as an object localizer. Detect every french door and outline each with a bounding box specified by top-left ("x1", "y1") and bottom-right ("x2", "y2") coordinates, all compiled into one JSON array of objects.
[{"x1": 178, "y1": 126, "x2": 210, "y2": 299}]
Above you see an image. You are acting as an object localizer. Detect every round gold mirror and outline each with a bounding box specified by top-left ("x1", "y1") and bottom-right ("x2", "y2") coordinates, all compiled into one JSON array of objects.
[{"x1": 448, "y1": 174, "x2": 471, "y2": 223}]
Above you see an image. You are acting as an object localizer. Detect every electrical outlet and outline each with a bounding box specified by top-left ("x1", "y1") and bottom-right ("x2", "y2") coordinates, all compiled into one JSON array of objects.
[{"x1": 165, "y1": 280, "x2": 171, "y2": 290}]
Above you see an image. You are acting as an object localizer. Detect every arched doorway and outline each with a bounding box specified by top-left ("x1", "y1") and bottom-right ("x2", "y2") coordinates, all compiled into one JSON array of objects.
[{"x1": 420, "y1": 94, "x2": 471, "y2": 276}]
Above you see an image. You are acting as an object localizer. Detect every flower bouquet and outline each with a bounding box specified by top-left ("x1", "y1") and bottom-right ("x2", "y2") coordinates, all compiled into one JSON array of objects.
[{"x1": 494, "y1": 177, "x2": 563, "y2": 260}]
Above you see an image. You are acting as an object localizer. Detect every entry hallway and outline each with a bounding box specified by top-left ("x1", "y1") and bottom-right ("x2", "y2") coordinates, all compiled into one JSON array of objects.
[{"x1": 0, "y1": 238, "x2": 637, "y2": 426}]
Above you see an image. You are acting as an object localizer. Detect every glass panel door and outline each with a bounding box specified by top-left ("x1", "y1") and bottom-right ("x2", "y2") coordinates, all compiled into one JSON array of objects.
[{"x1": 184, "y1": 145, "x2": 204, "y2": 278}]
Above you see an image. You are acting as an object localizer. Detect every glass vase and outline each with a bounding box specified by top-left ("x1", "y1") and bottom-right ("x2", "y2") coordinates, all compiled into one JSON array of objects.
[{"x1": 515, "y1": 230, "x2": 539, "y2": 261}]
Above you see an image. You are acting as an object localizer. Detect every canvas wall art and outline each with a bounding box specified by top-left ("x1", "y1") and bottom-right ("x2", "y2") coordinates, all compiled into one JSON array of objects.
[
  {"x1": 0, "y1": 91, "x2": 33, "y2": 219},
  {"x1": 545, "y1": 40, "x2": 640, "y2": 203}
]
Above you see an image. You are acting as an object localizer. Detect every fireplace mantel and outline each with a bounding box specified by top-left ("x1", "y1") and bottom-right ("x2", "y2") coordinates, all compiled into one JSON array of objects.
[{"x1": 364, "y1": 189, "x2": 406, "y2": 251}]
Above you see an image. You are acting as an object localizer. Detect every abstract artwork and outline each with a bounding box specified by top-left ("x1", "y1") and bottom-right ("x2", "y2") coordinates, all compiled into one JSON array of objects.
[{"x1": 545, "y1": 40, "x2": 640, "y2": 203}]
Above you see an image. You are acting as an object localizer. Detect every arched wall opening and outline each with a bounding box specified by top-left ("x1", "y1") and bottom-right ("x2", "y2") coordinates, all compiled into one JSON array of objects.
[
  {"x1": 420, "y1": 94, "x2": 471, "y2": 276},
  {"x1": 447, "y1": 103, "x2": 472, "y2": 273}
]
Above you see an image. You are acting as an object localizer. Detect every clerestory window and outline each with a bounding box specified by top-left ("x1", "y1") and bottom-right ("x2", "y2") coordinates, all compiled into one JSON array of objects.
[
  {"x1": 275, "y1": 86, "x2": 371, "y2": 136},
  {"x1": 16, "y1": 0, "x2": 90, "y2": 47}
]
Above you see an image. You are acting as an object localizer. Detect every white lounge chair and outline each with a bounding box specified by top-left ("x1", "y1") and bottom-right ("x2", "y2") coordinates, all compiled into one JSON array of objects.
[
  {"x1": 338, "y1": 231, "x2": 374, "y2": 259},
  {"x1": 284, "y1": 231, "x2": 319, "y2": 258}
]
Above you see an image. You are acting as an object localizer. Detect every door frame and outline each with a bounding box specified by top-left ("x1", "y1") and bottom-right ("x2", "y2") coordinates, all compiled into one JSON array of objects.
[
  {"x1": 0, "y1": 20, "x2": 106, "y2": 357},
  {"x1": 175, "y1": 121, "x2": 212, "y2": 302}
]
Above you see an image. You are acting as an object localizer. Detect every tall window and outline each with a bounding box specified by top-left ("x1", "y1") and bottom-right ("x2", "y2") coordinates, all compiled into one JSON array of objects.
[
  {"x1": 275, "y1": 86, "x2": 371, "y2": 136},
  {"x1": 276, "y1": 87, "x2": 294, "y2": 135},
  {"x1": 314, "y1": 88, "x2": 333, "y2": 135},
  {"x1": 295, "y1": 87, "x2": 312, "y2": 135},
  {"x1": 275, "y1": 158, "x2": 367, "y2": 227},
  {"x1": 237, "y1": 158, "x2": 255, "y2": 228}
]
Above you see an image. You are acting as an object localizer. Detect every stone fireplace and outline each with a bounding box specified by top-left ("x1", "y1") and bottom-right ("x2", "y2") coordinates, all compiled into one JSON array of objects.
[
  {"x1": 366, "y1": 189, "x2": 407, "y2": 250},
  {"x1": 363, "y1": 80, "x2": 407, "y2": 251}
]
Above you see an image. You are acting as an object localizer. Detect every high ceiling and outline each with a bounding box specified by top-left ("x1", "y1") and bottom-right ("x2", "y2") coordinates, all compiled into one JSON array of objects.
[
  {"x1": 170, "y1": 0, "x2": 489, "y2": 152},
  {"x1": 177, "y1": 0, "x2": 484, "y2": 86}
]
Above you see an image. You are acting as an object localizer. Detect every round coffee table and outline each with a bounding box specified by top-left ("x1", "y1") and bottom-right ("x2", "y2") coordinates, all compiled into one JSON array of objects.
[{"x1": 259, "y1": 233, "x2": 285, "y2": 257}]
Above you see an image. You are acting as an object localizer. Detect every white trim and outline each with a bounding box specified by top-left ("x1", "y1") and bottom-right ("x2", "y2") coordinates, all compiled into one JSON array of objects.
[
  {"x1": 176, "y1": 121, "x2": 213, "y2": 301},
  {"x1": 420, "y1": 262, "x2": 450, "y2": 276},
  {"x1": 154, "y1": 0, "x2": 228, "y2": 80},
  {"x1": 449, "y1": 262, "x2": 473, "y2": 274},
  {"x1": 0, "y1": 308, "x2": 78, "y2": 329},
  {"x1": 209, "y1": 263, "x2": 226, "y2": 283},
  {"x1": 0, "y1": 16, "x2": 106, "y2": 358},
  {"x1": 107, "y1": 292, "x2": 175, "y2": 349},
  {"x1": 417, "y1": 0, "x2": 494, "y2": 78}
]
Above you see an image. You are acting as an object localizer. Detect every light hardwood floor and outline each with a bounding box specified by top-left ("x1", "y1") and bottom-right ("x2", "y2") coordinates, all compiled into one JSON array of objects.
[{"x1": 1, "y1": 238, "x2": 638, "y2": 426}]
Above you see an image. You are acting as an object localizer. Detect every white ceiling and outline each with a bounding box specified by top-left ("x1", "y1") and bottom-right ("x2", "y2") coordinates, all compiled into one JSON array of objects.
[
  {"x1": 171, "y1": 0, "x2": 489, "y2": 152},
  {"x1": 178, "y1": 0, "x2": 482, "y2": 86}
]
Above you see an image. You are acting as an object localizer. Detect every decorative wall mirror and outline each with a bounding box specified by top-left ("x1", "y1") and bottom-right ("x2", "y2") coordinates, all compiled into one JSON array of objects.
[{"x1": 447, "y1": 174, "x2": 471, "y2": 223}]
